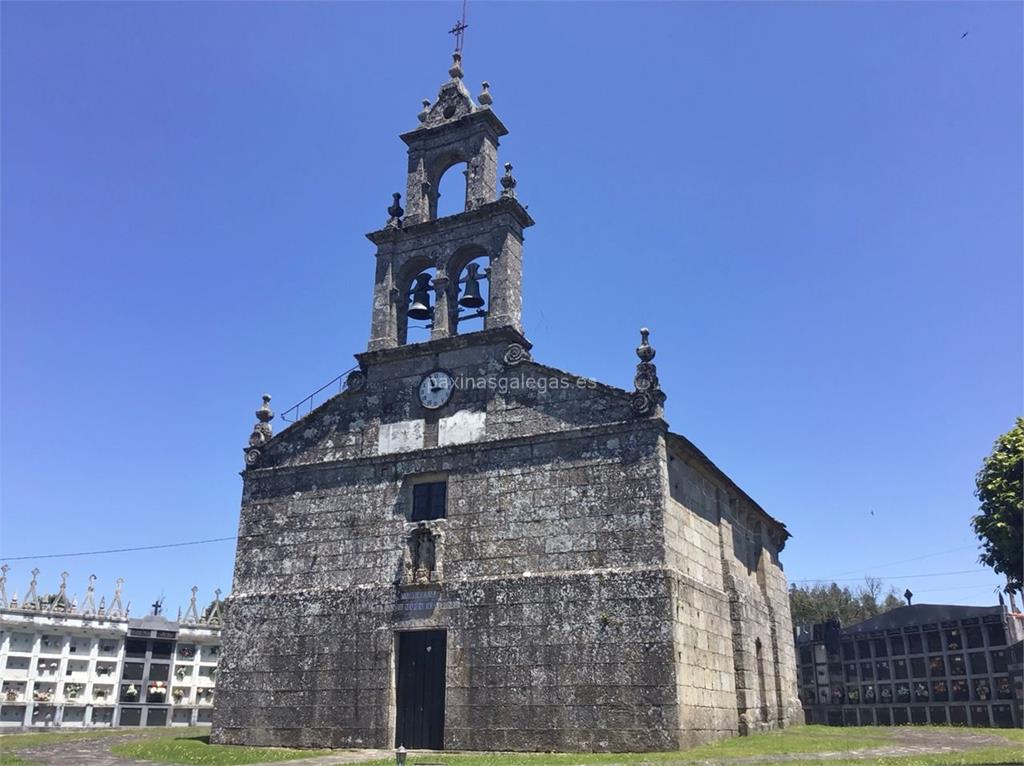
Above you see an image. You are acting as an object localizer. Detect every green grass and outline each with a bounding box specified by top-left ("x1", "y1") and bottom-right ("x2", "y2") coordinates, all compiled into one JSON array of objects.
[
  {"x1": 348, "y1": 726, "x2": 1024, "y2": 766},
  {"x1": 0, "y1": 726, "x2": 191, "y2": 748},
  {"x1": 0, "y1": 753, "x2": 39, "y2": 766},
  {"x1": 0, "y1": 726, "x2": 207, "y2": 765},
  {"x1": 111, "y1": 735, "x2": 333, "y2": 764}
]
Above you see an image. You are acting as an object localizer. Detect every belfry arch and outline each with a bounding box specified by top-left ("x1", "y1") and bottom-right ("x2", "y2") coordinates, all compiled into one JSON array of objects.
[{"x1": 365, "y1": 53, "x2": 533, "y2": 351}]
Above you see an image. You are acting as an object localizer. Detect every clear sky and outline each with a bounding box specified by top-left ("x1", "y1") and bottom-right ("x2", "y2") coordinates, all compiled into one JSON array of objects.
[{"x1": 2, "y1": 1, "x2": 1021, "y2": 617}]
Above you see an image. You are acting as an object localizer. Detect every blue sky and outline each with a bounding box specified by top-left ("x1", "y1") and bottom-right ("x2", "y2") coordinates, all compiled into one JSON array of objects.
[{"x1": 2, "y1": 1, "x2": 1021, "y2": 617}]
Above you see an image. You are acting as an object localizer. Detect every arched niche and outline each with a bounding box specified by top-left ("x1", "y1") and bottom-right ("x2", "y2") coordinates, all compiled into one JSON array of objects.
[
  {"x1": 428, "y1": 153, "x2": 471, "y2": 220},
  {"x1": 396, "y1": 256, "x2": 438, "y2": 346},
  {"x1": 447, "y1": 245, "x2": 490, "y2": 335}
]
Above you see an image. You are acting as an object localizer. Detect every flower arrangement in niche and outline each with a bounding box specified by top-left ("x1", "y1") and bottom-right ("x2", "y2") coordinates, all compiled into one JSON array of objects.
[
  {"x1": 65, "y1": 683, "x2": 84, "y2": 700},
  {"x1": 172, "y1": 688, "x2": 186, "y2": 703},
  {"x1": 5, "y1": 690, "x2": 20, "y2": 702},
  {"x1": 148, "y1": 681, "x2": 167, "y2": 699},
  {"x1": 94, "y1": 688, "x2": 108, "y2": 700},
  {"x1": 175, "y1": 667, "x2": 188, "y2": 680},
  {"x1": 33, "y1": 689, "x2": 54, "y2": 702},
  {"x1": 124, "y1": 684, "x2": 138, "y2": 700}
]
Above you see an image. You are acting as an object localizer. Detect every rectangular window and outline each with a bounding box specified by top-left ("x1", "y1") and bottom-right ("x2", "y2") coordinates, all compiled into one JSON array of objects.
[
  {"x1": 907, "y1": 633, "x2": 923, "y2": 654},
  {"x1": 873, "y1": 638, "x2": 888, "y2": 657},
  {"x1": 925, "y1": 631, "x2": 942, "y2": 653},
  {"x1": 910, "y1": 657, "x2": 927, "y2": 678},
  {"x1": 969, "y1": 652, "x2": 988, "y2": 674},
  {"x1": 996, "y1": 676, "x2": 1012, "y2": 699},
  {"x1": 151, "y1": 641, "x2": 173, "y2": 660},
  {"x1": 889, "y1": 635, "x2": 905, "y2": 655},
  {"x1": 949, "y1": 654, "x2": 966, "y2": 676},
  {"x1": 991, "y1": 649, "x2": 1008, "y2": 673},
  {"x1": 412, "y1": 481, "x2": 447, "y2": 521},
  {"x1": 965, "y1": 626, "x2": 984, "y2": 649},
  {"x1": 149, "y1": 664, "x2": 169, "y2": 682},
  {"x1": 122, "y1": 663, "x2": 144, "y2": 680},
  {"x1": 857, "y1": 640, "x2": 871, "y2": 659},
  {"x1": 986, "y1": 623, "x2": 1006, "y2": 647},
  {"x1": 125, "y1": 638, "x2": 147, "y2": 658},
  {"x1": 894, "y1": 658, "x2": 908, "y2": 679}
]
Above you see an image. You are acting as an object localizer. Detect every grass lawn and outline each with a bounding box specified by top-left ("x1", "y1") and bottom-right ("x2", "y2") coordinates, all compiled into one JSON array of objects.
[
  {"x1": 111, "y1": 734, "x2": 333, "y2": 764},
  {"x1": 0, "y1": 727, "x2": 209, "y2": 766},
  {"x1": 351, "y1": 726, "x2": 1024, "y2": 766},
  {"x1": 6, "y1": 725, "x2": 1023, "y2": 766}
]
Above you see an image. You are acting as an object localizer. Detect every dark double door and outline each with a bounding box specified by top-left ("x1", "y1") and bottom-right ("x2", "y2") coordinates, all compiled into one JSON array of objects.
[{"x1": 395, "y1": 630, "x2": 446, "y2": 750}]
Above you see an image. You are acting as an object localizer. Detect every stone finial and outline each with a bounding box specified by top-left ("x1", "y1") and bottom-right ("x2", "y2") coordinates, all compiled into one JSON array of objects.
[
  {"x1": 448, "y1": 51, "x2": 464, "y2": 80},
  {"x1": 477, "y1": 81, "x2": 492, "y2": 107},
  {"x1": 636, "y1": 328, "x2": 655, "y2": 363},
  {"x1": 630, "y1": 327, "x2": 666, "y2": 416},
  {"x1": 82, "y1": 574, "x2": 97, "y2": 617},
  {"x1": 52, "y1": 571, "x2": 70, "y2": 613},
  {"x1": 386, "y1": 192, "x2": 404, "y2": 229},
  {"x1": 417, "y1": 99, "x2": 431, "y2": 124},
  {"x1": 500, "y1": 162, "x2": 517, "y2": 199},
  {"x1": 24, "y1": 567, "x2": 40, "y2": 610},
  {"x1": 246, "y1": 394, "x2": 274, "y2": 465},
  {"x1": 0, "y1": 563, "x2": 8, "y2": 609},
  {"x1": 204, "y1": 588, "x2": 223, "y2": 626},
  {"x1": 109, "y1": 577, "x2": 125, "y2": 619},
  {"x1": 183, "y1": 585, "x2": 200, "y2": 625}
]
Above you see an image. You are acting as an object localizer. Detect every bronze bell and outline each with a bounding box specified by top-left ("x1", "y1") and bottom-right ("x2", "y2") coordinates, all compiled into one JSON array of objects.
[
  {"x1": 458, "y1": 263, "x2": 485, "y2": 309},
  {"x1": 407, "y1": 273, "x2": 433, "y2": 320}
]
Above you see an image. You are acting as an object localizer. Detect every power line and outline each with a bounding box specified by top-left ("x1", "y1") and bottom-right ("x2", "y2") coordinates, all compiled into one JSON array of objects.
[
  {"x1": 806, "y1": 544, "x2": 979, "y2": 581},
  {"x1": 0, "y1": 539, "x2": 995, "y2": 590},
  {"x1": 1, "y1": 536, "x2": 238, "y2": 561},
  {"x1": 791, "y1": 568, "x2": 988, "y2": 584}
]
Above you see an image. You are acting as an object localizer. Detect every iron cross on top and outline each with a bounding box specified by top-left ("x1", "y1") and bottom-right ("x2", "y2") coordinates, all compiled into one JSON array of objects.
[
  {"x1": 448, "y1": 19, "x2": 468, "y2": 52},
  {"x1": 448, "y1": 0, "x2": 468, "y2": 52}
]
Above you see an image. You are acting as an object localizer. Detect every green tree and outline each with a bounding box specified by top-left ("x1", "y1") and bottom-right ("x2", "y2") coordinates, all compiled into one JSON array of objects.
[
  {"x1": 789, "y1": 577, "x2": 904, "y2": 627},
  {"x1": 972, "y1": 417, "x2": 1024, "y2": 594}
]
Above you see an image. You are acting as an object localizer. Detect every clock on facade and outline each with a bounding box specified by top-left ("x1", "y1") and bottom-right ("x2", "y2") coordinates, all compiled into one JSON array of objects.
[{"x1": 418, "y1": 370, "x2": 454, "y2": 410}]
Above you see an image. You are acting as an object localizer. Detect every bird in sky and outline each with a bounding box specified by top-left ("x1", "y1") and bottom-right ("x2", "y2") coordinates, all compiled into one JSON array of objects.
[{"x1": 961, "y1": 32, "x2": 969, "y2": 39}]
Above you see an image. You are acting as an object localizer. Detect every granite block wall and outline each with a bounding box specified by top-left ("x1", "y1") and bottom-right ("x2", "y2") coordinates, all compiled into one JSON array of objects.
[{"x1": 214, "y1": 333, "x2": 802, "y2": 750}]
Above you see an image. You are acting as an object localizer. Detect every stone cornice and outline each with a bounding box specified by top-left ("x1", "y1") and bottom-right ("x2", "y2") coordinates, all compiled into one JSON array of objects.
[
  {"x1": 366, "y1": 197, "x2": 534, "y2": 245},
  {"x1": 354, "y1": 326, "x2": 530, "y2": 369},
  {"x1": 245, "y1": 417, "x2": 668, "y2": 481},
  {"x1": 399, "y1": 108, "x2": 508, "y2": 146}
]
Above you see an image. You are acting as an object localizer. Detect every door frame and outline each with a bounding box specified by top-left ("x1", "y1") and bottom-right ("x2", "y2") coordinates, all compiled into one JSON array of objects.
[{"x1": 393, "y1": 628, "x2": 447, "y2": 750}]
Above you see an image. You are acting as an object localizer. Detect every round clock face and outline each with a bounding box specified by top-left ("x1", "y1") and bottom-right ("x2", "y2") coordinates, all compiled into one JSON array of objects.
[{"x1": 418, "y1": 370, "x2": 454, "y2": 410}]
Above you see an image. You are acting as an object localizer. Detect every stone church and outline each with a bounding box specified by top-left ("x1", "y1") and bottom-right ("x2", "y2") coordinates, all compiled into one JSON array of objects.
[{"x1": 212, "y1": 51, "x2": 803, "y2": 752}]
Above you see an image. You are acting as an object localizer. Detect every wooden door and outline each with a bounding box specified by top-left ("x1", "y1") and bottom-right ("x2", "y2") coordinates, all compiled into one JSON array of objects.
[{"x1": 395, "y1": 629, "x2": 446, "y2": 749}]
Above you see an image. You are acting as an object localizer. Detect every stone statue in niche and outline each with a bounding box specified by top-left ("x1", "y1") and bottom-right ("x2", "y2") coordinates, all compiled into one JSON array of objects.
[{"x1": 405, "y1": 523, "x2": 441, "y2": 585}]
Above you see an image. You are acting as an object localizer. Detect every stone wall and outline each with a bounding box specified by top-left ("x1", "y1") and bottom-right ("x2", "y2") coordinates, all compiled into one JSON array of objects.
[
  {"x1": 215, "y1": 332, "x2": 802, "y2": 750},
  {"x1": 215, "y1": 569, "x2": 681, "y2": 752}
]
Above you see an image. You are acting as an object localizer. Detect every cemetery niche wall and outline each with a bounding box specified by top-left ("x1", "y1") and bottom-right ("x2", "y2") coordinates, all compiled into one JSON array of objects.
[{"x1": 211, "y1": 51, "x2": 804, "y2": 752}]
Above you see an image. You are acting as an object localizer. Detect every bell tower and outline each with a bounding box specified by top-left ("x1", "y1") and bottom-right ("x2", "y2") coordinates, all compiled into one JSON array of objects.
[{"x1": 365, "y1": 52, "x2": 534, "y2": 351}]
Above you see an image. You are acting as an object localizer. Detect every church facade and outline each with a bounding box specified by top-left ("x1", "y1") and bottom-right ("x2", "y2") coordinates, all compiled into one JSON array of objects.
[{"x1": 211, "y1": 52, "x2": 803, "y2": 752}]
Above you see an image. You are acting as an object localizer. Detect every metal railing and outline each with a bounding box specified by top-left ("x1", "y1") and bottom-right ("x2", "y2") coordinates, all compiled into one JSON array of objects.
[{"x1": 279, "y1": 366, "x2": 359, "y2": 424}]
